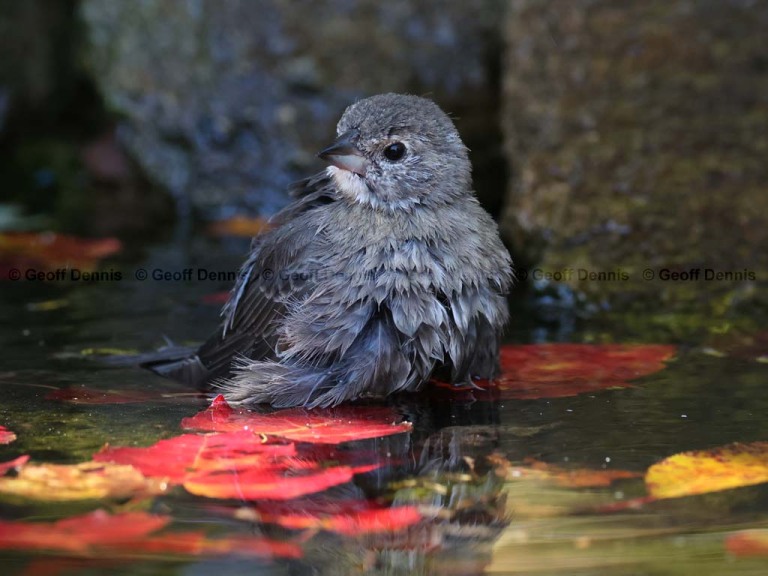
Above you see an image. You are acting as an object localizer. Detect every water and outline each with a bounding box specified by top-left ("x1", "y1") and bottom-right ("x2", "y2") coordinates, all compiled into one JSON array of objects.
[{"x1": 1, "y1": 232, "x2": 768, "y2": 575}]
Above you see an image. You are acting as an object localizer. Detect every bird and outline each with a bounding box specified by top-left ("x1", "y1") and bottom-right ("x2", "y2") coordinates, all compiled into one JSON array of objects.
[{"x1": 149, "y1": 93, "x2": 513, "y2": 408}]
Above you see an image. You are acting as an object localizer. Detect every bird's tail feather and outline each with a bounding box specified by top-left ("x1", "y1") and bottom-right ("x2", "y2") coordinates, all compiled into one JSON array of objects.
[
  {"x1": 216, "y1": 359, "x2": 346, "y2": 408},
  {"x1": 95, "y1": 344, "x2": 211, "y2": 387},
  {"x1": 144, "y1": 353, "x2": 210, "y2": 387}
]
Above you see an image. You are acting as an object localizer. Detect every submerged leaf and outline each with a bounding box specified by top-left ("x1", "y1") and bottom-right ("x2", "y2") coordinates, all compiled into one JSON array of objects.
[
  {"x1": 645, "y1": 441, "x2": 768, "y2": 499},
  {"x1": 182, "y1": 395, "x2": 412, "y2": 444},
  {"x1": 0, "y1": 231, "x2": 121, "y2": 277}
]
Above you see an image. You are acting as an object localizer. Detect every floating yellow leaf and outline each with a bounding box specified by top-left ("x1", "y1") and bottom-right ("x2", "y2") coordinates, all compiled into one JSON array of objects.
[
  {"x1": 645, "y1": 441, "x2": 768, "y2": 499},
  {"x1": 0, "y1": 461, "x2": 167, "y2": 502}
]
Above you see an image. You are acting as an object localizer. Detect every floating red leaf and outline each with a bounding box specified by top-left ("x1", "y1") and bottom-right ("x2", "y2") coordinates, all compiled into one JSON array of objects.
[
  {"x1": 182, "y1": 395, "x2": 412, "y2": 444},
  {"x1": 0, "y1": 509, "x2": 301, "y2": 559},
  {"x1": 0, "y1": 455, "x2": 30, "y2": 475},
  {"x1": 0, "y1": 510, "x2": 168, "y2": 554},
  {"x1": 436, "y1": 343, "x2": 676, "y2": 400},
  {"x1": 726, "y1": 530, "x2": 768, "y2": 557},
  {"x1": 185, "y1": 465, "x2": 357, "y2": 501},
  {"x1": 238, "y1": 499, "x2": 423, "y2": 535},
  {"x1": 0, "y1": 425, "x2": 16, "y2": 444},
  {"x1": 94, "y1": 433, "x2": 209, "y2": 482},
  {"x1": 497, "y1": 343, "x2": 676, "y2": 399},
  {"x1": 95, "y1": 430, "x2": 374, "y2": 501}
]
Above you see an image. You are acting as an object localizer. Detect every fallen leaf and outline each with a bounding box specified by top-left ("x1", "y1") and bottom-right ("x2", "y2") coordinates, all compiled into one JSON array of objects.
[
  {"x1": 182, "y1": 395, "x2": 413, "y2": 444},
  {"x1": 498, "y1": 344, "x2": 676, "y2": 399},
  {"x1": 184, "y1": 464, "x2": 357, "y2": 501},
  {"x1": 645, "y1": 441, "x2": 768, "y2": 499},
  {"x1": 726, "y1": 529, "x2": 768, "y2": 557},
  {"x1": 94, "y1": 433, "x2": 211, "y2": 482},
  {"x1": 0, "y1": 461, "x2": 167, "y2": 502},
  {"x1": 237, "y1": 500, "x2": 423, "y2": 535},
  {"x1": 0, "y1": 231, "x2": 121, "y2": 277},
  {"x1": 207, "y1": 216, "x2": 271, "y2": 237},
  {"x1": 0, "y1": 509, "x2": 301, "y2": 559},
  {"x1": 0, "y1": 455, "x2": 29, "y2": 475},
  {"x1": 0, "y1": 510, "x2": 168, "y2": 554},
  {"x1": 0, "y1": 425, "x2": 16, "y2": 444},
  {"x1": 489, "y1": 454, "x2": 641, "y2": 488},
  {"x1": 95, "y1": 432, "x2": 296, "y2": 482},
  {"x1": 435, "y1": 343, "x2": 676, "y2": 400},
  {"x1": 95, "y1": 430, "x2": 375, "y2": 500}
]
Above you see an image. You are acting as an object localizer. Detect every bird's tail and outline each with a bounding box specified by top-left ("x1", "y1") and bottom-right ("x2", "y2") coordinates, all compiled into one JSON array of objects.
[
  {"x1": 218, "y1": 311, "x2": 423, "y2": 408},
  {"x1": 142, "y1": 349, "x2": 210, "y2": 386},
  {"x1": 215, "y1": 359, "x2": 343, "y2": 408},
  {"x1": 218, "y1": 352, "x2": 405, "y2": 408}
]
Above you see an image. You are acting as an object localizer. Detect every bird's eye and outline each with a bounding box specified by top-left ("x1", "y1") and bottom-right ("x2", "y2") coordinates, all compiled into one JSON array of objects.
[{"x1": 383, "y1": 142, "x2": 407, "y2": 162}]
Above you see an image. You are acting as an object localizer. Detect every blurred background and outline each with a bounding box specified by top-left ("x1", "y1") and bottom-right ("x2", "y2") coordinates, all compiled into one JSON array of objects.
[{"x1": 1, "y1": 0, "x2": 767, "y2": 329}]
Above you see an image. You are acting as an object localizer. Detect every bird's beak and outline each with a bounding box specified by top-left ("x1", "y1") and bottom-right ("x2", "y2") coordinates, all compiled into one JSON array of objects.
[{"x1": 317, "y1": 129, "x2": 368, "y2": 176}]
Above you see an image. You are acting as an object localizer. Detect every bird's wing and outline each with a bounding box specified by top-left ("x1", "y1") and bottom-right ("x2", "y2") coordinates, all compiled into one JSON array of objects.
[{"x1": 197, "y1": 172, "x2": 338, "y2": 378}]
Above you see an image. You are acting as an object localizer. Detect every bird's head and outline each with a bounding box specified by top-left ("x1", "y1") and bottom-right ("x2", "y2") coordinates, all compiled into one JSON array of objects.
[{"x1": 318, "y1": 93, "x2": 472, "y2": 211}]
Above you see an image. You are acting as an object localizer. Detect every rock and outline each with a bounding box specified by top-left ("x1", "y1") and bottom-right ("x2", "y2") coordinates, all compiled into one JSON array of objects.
[
  {"x1": 80, "y1": 0, "x2": 505, "y2": 218},
  {"x1": 501, "y1": 0, "x2": 768, "y2": 315}
]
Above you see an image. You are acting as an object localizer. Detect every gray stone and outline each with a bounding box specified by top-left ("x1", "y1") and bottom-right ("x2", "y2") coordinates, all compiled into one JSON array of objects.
[
  {"x1": 80, "y1": 0, "x2": 505, "y2": 217},
  {"x1": 501, "y1": 0, "x2": 768, "y2": 315}
]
